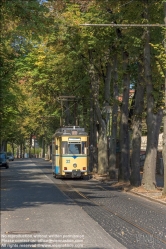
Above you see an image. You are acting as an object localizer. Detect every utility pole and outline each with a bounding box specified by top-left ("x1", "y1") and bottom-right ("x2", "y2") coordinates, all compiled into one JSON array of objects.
[
  {"x1": 163, "y1": 1, "x2": 166, "y2": 195},
  {"x1": 58, "y1": 96, "x2": 77, "y2": 126}
]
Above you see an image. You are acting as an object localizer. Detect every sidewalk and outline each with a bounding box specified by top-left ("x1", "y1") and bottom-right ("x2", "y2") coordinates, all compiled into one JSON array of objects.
[
  {"x1": 128, "y1": 174, "x2": 166, "y2": 204},
  {"x1": 93, "y1": 173, "x2": 166, "y2": 205}
]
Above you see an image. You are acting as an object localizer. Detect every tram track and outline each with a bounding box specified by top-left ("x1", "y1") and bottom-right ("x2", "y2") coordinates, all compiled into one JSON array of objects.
[
  {"x1": 46, "y1": 164, "x2": 166, "y2": 214},
  {"x1": 97, "y1": 184, "x2": 166, "y2": 214},
  {"x1": 35, "y1": 160, "x2": 166, "y2": 249},
  {"x1": 61, "y1": 180, "x2": 166, "y2": 246}
]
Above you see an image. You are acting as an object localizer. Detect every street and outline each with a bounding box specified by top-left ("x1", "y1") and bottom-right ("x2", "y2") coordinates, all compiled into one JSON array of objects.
[{"x1": 1, "y1": 159, "x2": 166, "y2": 249}]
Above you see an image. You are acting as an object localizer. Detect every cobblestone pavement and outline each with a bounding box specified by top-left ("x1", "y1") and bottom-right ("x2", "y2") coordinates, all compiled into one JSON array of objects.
[
  {"x1": 33, "y1": 159, "x2": 166, "y2": 249},
  {"x1": 0, "y1": 159, "x2": 126, "y2": 249},
  {"x1": 63, "y1": 181, "x2": 166, "y2": 249},
  {"x1": 92, "y1": 173, "x2": 166, "y2": 205}
]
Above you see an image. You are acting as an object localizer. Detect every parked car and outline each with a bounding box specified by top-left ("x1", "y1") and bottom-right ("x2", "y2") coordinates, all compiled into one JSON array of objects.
[
  {"x1": 7, "y1": 152, "x2": 14, "y2": 161},
  {"x1": 0, "y1": 152, "x2": 9, "y2": 168}
]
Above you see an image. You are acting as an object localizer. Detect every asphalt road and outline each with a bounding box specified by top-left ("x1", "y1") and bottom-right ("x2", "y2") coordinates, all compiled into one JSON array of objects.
[
  {"x1": 1, "y1": 158, "x2": 166, "y2": 249},
  {"x1": 1, "y1": 158, "x2": 126, "y2": 249}
]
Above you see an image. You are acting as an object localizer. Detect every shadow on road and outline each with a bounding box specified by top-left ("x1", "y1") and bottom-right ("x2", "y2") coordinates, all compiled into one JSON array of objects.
[{"x1": 0, "y1": 159, "x2": 101, "y2": 212}]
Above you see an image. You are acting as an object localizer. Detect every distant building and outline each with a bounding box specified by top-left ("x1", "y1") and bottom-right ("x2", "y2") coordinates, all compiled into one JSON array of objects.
[
  {"x1": 32, "y1": 137, "x2": 39, "y2": 148},
  {"x1": 118, "y1": 89, "x2": 135, "y2": 102},
  {"x1": 141, "y1": 133, "x2": 163, "y2": 152}
]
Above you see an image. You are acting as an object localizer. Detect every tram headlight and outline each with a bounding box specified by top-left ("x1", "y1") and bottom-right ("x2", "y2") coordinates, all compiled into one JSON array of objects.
[{"x1": 73, "y1": 163, "x2": 77, "y2": 168}]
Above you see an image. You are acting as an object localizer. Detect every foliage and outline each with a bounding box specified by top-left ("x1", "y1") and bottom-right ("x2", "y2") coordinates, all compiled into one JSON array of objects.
[
  {"x1": 0, "y1": 0, "x2": 52, "y2": 146},
  {"x1": 1, "y1": 1, "x2": 165, "y2": 187}
]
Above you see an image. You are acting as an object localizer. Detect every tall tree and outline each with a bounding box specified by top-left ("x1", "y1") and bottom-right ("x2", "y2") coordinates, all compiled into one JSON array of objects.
[
  {"x1": 118, "y1": 51, "x2": 130, "y2": 182},
  {"x1": 88, "y1": 50, "x2": 108, "y2": 175},
  {"x1": 163, "y1": 1, "x2": 166, "y2": 195},
  {"x1": 130, "y1": 58, "x2": 145, "y2": 186},
  {"x1": 0, "y1": 0, "x2": 51, "y2": 149},
  {"x1": 109, "y1": 52, "x2": 119, "y2": 178},
  {"x1": 142, "y1": 0, "x2": 163, "y2": 190}
]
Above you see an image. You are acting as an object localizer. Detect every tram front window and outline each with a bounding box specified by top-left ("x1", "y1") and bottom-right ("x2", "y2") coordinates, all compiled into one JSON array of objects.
[
  {"x1": 68, "y1": 143, "x2": 81, "y2": 154},
  {"x1": 61, "y1": 142, "x2": 81, "y2": 154}
]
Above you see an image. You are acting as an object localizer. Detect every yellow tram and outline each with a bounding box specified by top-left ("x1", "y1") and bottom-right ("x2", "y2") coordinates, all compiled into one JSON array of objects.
[{"x1": 52, "y1": 126, "x2": 89, "y2": 178}]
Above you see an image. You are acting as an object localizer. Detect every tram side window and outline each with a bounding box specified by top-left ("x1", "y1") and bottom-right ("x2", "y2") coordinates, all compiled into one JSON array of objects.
[
  {"x1": 82, "y1": 142, "x2": 87, "y2": 154},
  {"x1": 61, "y1": 141, "x2": 68, "y2": 154}
]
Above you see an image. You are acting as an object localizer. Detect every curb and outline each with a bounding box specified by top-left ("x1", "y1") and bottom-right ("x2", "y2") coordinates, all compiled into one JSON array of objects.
[
  {"x1": 92, "y1": 177, "x2": 166, "y2": 205},
  {"x1": 126, "y1": 190, "x2": 166, "y2": 205}
]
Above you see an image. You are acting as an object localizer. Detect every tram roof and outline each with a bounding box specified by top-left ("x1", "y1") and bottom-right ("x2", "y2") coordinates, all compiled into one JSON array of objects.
[{"x1": 52, "y1": 126, "x2": 88, "y2": 137}]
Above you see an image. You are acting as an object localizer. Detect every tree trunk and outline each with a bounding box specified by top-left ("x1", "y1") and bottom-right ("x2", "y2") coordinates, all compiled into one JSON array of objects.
[
  {"x1": 21, "y1": 144, "x2": 23, "y2": 158},
  {"x1": 89, "y1": 89, "x2": 95, "y2": 172},
  {"x1": 88, "y1": 54, "x2": 108, "y2": 175},
  {"x1": 92, "y1": 108, "x2": 98, "y2": 172},
  {"x1": 130, "y1": 60, "x2": 145, "y2": 186},
  {"x1": 109, "y1": 53, "x2": 119, "y2": 178},
  {"x1": 118, "y1": 51, "x2": 130, "y2": 182},
  {"x1": 0, "y1": 140, "x2": 7, "y2": 151},
  {"x1": 142, "y1": 111, "x2": 163, "y2": 189},
  {"x1": 142, "y1": 2, "x2": 163, "y2": 190},
  {"x1": 12, "y1": 141, "x2": 15, "y2": 155},
  {"x1": 82, "y1": 97, "x2": 88, "y2": 127},
  {"x1": 94, "y1": 100, "x2": 108, "y2": 175},
  {"x1": 162, "y1": 1, "x2": 166, "y2": 195},
  {"x1": 42, "y1": 137, "x2": 45, "y2": 158},
  {"x1": 104, "y1": 62, "x2": 111, "y2": 105},
  {"x1": 88, "y1": 74, "x2": 98, "y2": 173},
  {"x1": 163, "y1": 78, "x2": 166, "y2": 194}
]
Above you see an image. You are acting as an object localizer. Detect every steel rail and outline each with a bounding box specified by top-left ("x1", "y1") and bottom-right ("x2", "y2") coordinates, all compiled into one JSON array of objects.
[
  {"x1": 34, "y1": 162, "x2": 166, "y2": 245},
  {"x1": 62, "y1": 180, "x2": 166, "y2": 246},
  {"x1": 97, "y1": 185, "x2": 166, "y2": 210}
]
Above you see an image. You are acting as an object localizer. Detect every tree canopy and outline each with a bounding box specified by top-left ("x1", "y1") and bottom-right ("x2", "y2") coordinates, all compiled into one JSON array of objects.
[{"x1": 1, "y1": 0, "x2": 165, "y2": 190}]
